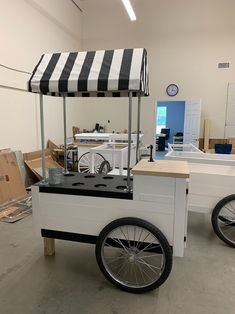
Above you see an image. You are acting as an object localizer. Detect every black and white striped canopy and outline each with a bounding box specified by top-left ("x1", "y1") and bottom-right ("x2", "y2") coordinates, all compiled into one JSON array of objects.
[{"x1": 28, "y1": 48, "x2": 149, "y2": 97}]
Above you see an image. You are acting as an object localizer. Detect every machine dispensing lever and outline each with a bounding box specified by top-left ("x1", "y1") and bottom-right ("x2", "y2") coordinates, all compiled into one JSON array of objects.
[{"x1": 147, "y1": 145, "x2": 154, "y2": 162}]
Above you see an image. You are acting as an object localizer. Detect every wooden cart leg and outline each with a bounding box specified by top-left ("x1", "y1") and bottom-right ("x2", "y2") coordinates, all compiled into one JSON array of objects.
[{"x1": 44, "y1": 238, "x2": 55, "y2": 256}]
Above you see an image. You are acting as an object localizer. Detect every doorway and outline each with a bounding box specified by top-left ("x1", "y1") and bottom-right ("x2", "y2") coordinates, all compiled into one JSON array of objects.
[
  {"x1": 155, "y1": 100, "x2": 201, "y2": 157},
  {"x1": 156, "y1": 101, "x2": 185, "y2": 145}
]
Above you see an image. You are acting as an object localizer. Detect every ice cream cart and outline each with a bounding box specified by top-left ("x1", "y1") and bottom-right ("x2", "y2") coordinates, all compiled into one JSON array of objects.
[{"x1": 28, "y1": 48, "x2": 190, "y2": 293}]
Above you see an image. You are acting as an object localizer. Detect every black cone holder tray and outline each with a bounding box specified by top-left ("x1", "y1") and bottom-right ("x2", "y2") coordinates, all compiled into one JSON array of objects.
[{"x1": 38, "y1": 173, "x2": 133, "y2": 200}]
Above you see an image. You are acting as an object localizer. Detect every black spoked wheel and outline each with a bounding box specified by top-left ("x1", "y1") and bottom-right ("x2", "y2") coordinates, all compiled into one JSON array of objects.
[
  {"x1": 95, "y1": 217, "x2": 173, "y2": 293},
  {"x1": 211, "y1": 194, "x2": 235, "y2": 248},
  {"x1": 98, "y1": 160, "x2": 111, "y2": 174},
  {"x1": 77, "y1": 152, "x2": 105, "y2": 173}
]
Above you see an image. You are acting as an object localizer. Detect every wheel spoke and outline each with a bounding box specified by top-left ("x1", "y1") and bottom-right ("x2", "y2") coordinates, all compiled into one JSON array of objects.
[
  {"x1": 105, "y1": 255, "x2": 126, "y2": 260},
  {"x1": 137, "y1": 239, "x2": 160, "y2": 254},
  {"x1": 223, "y1": 227, "x2": 235, "y2": 237},
  {"x1": 138, "y1": 254, "x2": 160, "y2": 259},
  {"x1": 133, "y1": 265, "x2": 139, "y2": 285},
  {"x1": 221, "y1": 221, "x2": 235, "y2": 227},
  {"x1": 137, "y1": 258, "x2": 161, "y2": 274},
  {"x1": 133, "y1": 226, "x2": 136, "y2": 246},
  {"x1": 136, "y1": 227, "x2": 144, "y2": 249},
  {"x1": 141, "y1": 232, "x2": 151, "y2": 244},
  {"x1": 227, "y1": 202, "x2": 235, "y2": 212},
  {"x1": 107, "y1": 236, "x2": 129, "y2": 253},
  {"x1": 121, "y1": 262, "x2": 130, "y2": 280},
  {"x1": 136, "y1": 260, "x2": 147, "y2": 284},
  {"x1": 115, "y1": 260, "x2": 128, "y2": 277},
  {"x1": 119, "y1": 227, "x2": 130, "y2": 248},
  {"x1": 224, "y1": 206, "x2": 235, "y2": 216},
  {"x1": 126, "y1": 226, "x2": 131, "y2": 248},
  {"x1": 106, "y1": 257, "x2": 126, "y2": 265},
  {"x1": 137, "y1": 262, "x2": 154, "y2": 281},
  {"x1": 138, "y1": 257, "x2": 161, "y2": 270}
]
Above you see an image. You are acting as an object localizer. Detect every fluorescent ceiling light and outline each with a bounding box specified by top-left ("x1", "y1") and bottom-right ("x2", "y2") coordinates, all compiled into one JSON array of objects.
[{"x1": 121, "y1": 0, "x2": 136, "y2": 21}]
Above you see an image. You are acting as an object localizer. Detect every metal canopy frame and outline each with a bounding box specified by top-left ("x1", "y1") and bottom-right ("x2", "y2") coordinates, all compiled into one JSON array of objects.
[
  {"x1": 39, "y1": 92, "x2": 142, "y2": 192},
  {"x1": 33, "y1": 48, "x2": 148, "y2": 191}
]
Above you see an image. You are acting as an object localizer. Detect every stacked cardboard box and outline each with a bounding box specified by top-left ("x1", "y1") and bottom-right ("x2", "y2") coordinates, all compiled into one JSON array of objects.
[{"x1": 0, "y1": 149, "x2": 26, "y2": 206}]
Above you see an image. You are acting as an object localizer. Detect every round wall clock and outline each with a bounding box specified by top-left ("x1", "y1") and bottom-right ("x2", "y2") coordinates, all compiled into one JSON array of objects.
[{"x1": 166, "y1": 84, "x2": 179, "y2": 97}]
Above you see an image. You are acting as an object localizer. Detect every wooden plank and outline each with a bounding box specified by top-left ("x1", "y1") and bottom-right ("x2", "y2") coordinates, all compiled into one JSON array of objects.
[
  {"x1": 44, "y1": 238, "x2": 55, "y2": 256},
  {"x1": 23, "y1": 149, "x2": 51, "y2": 161},
  {"x1": 228, "y1": 137, "x2": 235, "y2": 154},
  {"x1": 0, "y1": 206, "x2": 17, "y2": 218},
  {"x1": 132, "y1": 160, "x2": 190, "y2": 178},
  {"x1": 203, "y1": 119, "x2": 210, "y2": 151},
  {"x1": 209, "y1": 138, "x2": 227, "y2": 149}
]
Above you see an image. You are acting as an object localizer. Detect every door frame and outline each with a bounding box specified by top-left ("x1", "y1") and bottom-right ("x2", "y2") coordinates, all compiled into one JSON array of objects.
[{"x1": 155, "y1": 99, "x2": 201, "y2": 151}]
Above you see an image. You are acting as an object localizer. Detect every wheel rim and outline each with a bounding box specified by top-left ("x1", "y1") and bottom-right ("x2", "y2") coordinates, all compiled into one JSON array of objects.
[
  {"x1": 217, "y1": 199, "x2": 235, "y2": 245},
  {"x1": 78, "y1": 153, "x2": 105, "y2": 173},
  {"x1": 101, "y1": 225, "x2": 166, "y2": 289}
]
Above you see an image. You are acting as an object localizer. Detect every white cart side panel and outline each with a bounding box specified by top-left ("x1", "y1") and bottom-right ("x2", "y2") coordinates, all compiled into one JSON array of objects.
[
  {"x1": 37, "y1": 193, "x2": 174, "y2": 245},
  {"x1": 173, "y1": 178, "x2": 188, "y2": 257},
  {"x1": 188, "y1": 172, "x2": 235, "y2": 213},
  {"x1": 133, "y1": 174, "x2": 187, "y2": 257},
  {"x1": 133, "y1": 175, "x2": 175, "y2": 201},
  {"x1": 165, "y1": 151, "x2": 235, "y2": 166},
  {"x1": 32, "y1": 185, "x2": 41, "y2": 236}
]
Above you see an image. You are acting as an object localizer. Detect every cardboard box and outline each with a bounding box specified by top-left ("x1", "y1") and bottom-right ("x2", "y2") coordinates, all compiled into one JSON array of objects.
[
  {"x1": 24, "y1": 149, "x2": 62, "y2": 180},
  {"x1": 0, "y1": 151, "x2": 27, "y2": 205}
]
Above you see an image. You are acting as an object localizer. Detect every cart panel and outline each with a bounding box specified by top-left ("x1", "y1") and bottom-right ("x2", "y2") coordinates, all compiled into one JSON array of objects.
[
  {"x1": 188, "y1": 168, "x2": 235, "y2": 213},
  {"x1": 133, "y1": 175, "x2": 175, "y2": 201},
  {"x1": 34, "y1": 190, "x2": 174, "y2": 244}
]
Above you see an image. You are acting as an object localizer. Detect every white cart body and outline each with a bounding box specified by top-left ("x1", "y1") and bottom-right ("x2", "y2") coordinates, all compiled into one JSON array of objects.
[
  {"x1": 165, "y1": 145, "x2": 235, "y2": 166},
  {"x1": 188, "y1": 163, "x2": 235, "y2": 214},
  {"x1": 76, "y1": 133, "x2": 144, "y2": 169},
  {"x1": 32, "y1": 159, "x2": 189, "y2": 257}
]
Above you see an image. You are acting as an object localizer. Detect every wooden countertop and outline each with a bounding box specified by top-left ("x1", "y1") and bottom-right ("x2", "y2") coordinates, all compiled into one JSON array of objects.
[{"x1": 131, "y1": 159, "x2": 190, "y2": 178}]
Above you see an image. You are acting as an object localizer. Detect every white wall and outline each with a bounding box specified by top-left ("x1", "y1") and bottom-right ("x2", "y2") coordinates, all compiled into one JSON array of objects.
[
  {"x1": 1, "y1": 0, "x2": 235, "y2": 151},
  {"x1": 81, "y1": 0, "x2": 235, "y2": 144},
  {"x1": 0, "y1": 0, "x2": 82, "y2": 152}
]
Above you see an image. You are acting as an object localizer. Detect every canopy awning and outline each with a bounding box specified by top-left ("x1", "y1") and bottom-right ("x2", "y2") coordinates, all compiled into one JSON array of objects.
[{"x1": 28, "y1": 48, "x2": 149, "y2": 97}]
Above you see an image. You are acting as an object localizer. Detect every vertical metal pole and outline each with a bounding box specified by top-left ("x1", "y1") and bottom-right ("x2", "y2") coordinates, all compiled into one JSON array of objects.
[
  {"x1": 136, "y1": 93, "x2": 141, "y2": 163},
  {"x1": 39, "y1": 94, "x2": 46, "y2": 183},
  {"x1": 63, "y1": 96, "x2": 69, "y2": 174},
  {"x1": 127, "y1": 92, "x2": 132, "y2": 191}
]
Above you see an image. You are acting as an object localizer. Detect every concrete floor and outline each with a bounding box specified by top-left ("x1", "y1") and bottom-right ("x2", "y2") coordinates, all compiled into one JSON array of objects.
[{"x1": 0, "y1": 212, "x2": 234, "y2": 314}]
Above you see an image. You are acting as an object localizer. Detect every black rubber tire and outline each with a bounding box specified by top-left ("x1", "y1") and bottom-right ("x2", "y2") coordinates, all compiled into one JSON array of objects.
[
  {"x1": 211, "y1": 194, "x2": 235, "y2": 248},
  {"x1": 77, "y1": 152, "x2": 105, "y2": 173},
  {"x1": 95, "y1": 217, "x2": 173, "y2": 293},
  {"x1": 98, "y1": 160, "x2": 111, "y2": 174}
]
